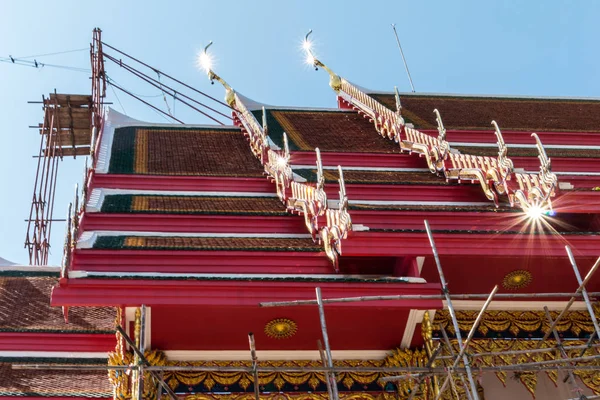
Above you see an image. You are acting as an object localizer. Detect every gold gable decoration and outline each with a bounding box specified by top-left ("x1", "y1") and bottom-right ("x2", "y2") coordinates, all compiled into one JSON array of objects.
[{"x1": 434, "y1": 305, "x2": 600, "y2": 337}]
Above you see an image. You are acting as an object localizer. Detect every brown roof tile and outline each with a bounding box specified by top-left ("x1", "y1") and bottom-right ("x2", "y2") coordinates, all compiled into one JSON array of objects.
[
  {"x1": 371, "y1": 93, "x2": 600, "y2": 132},
  {"x1": 295, "y1": 169, "x2": 449, "y2": 185},
  {"x1": 0, "y1": 362, "x2": 111, "y2": 397},
  {"x1": 0, "y1": 276, "x2": 115, "y2": 333},
  {"x1": 269, "y1": 110, "x2": 401, "y2": 153},
  {"x1": 101, "y1": 195, "x2": 287, "y2": 215},
  {"x1": 109, "y1": 126, "x2": 265, "y2": 176},
  {"x1": 93, "y1": 236, "x2": 321, "y2": 252}
]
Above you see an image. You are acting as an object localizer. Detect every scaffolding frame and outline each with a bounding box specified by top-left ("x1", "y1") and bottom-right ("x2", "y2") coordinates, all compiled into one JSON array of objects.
[{"x1": 15, "y1": 222, "x2": 600, "y2": 399}]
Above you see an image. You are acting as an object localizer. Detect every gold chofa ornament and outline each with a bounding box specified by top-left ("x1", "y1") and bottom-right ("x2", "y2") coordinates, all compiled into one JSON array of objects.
[{"x1": 264, "y1": 318, "x2": 297, "y2": 339}]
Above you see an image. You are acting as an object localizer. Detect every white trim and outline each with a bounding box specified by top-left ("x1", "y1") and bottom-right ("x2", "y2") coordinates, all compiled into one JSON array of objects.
[
  {"x1": 67, "y1": 270, "x2": 427, "y2": 283},
  {"x1": 400, "y1": 309, "x2": 437, "y2": 348},
  {"x1": 0, "y1": 351, "x2": 108, "y2": 358},
  {"x1": 536, "y1": 171, "x2": 600, "y2": 177},
  {"x1": 164, "y1": 350, "x2": 390, "y2": 361},
  {"x1": 86, "y1": 188, "x2": 278, "y2": 213},
  {"x1": 346, "y1": 200, "x2": 493, "y2": 207},
  {"x1": 95, "y1": 108, "x2": 238, "y2": 174},
  {"x1": 292, "y1": 165, "x2": 429, "y2": 172},
  {"x1": 450, "y1": 141, "x2": 600, "y2": 150},
  {"x1": 447, "y1": 300, "x2": 588, "y2": 311},
  {"x1": 416, "y1": 257, "x2": 425, "y2": 274},
  {"x1": 401, "y1": 310, "x2": 423, "y2": 348},
  {"x1": 76, "y1": 231, "x2": 312, "y2": 249},
  {"x1": 0, "y1": 265, "x2": 60, "y2": 272}
]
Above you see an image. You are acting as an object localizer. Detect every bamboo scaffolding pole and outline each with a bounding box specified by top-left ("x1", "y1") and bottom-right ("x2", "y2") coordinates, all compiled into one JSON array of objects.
[
  {"x1": 260, "y1": 292, "x2": 600, "y2": 308},
  {"x1": 405, "y1": 344, "x2": 443, "y2": 400},
  {"x1": 424, "y1": 220, "x2": 479, "y2": 400},
  {"x1": 316, "y1": 287, "x2": 339, "y2": 400},
  {"x1": 318, "y1": 340, "x2": 334, "y2": 400},
  {"x1": 436, "y1": 326, "x2": 473, "y2": 400},
  {"x1": 115, "y1": 325, "x2": 179, "y2": 400},
  {"x1": 136, "y1": 305, "x2": 146, "y2": 400},
  {"x1": 543, "y1": 306, "x2": 584, "y2": 397},
  {"x1": 13, "y1": 355, "x2": 600, "y2": 373},
  {"x1": 539, "y1": 253, "x2": 600, "y2": 344},
  {"x1": 436, "y1": 342, "x2": 600, "y2": 360},
  {"x1": 566, "y1": 247, "x2": 600, "y2": 342},
  {"x1": 434, "y1": 287, "x2": 497, "y2": 400},
  {"x1": 248, "y1": 333, "x2": 261, "y2": 400}
]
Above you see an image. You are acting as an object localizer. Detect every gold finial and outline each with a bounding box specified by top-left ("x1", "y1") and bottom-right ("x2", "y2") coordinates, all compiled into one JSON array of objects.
[
  {"x1": 492, "y1": 120, "x2": 514, "y2": 175},
  {"x1": 394, "y1": 86, "x2": 402, "y2": 114},
  {"x1": 433, "y1": 109, "x2": 446, "y2": 142},
  {"x1": 200, "y1": 42, "x2": 236, "y2": 107},
  {"x1": 315, "y1": 148, "x2": 324, "y2": 191},
  {"x1": 531, "y1": 133, "x2": 557, "y2": 190},
  {"x1": 303, "y1": 30, "x2": 342, "y2": 92},
  {"x1": 337, "y1": 165, "x2": 348, "y2": 210}
]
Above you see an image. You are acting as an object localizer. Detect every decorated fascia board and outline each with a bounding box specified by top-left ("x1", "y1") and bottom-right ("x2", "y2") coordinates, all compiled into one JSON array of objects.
[
  {"x1": 94, "y1": 107, "x2": 237, "y2": 174},
  {"x1": 302, "y1": 35, "x2": 559, "y2": 214},
  {"x1": 198, "y1": 45, "x2": 352, "y2": 271}
]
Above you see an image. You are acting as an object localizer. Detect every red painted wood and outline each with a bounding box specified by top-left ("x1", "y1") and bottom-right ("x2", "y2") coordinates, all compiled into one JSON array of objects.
[
  {"x1": 91, "y1": 174, "x2": 274, "y2": 193},
  {"x1": 71, "y1": 250, "x2": 333, "y2": 274},
  {"x1": 150, "y1": 305, "x2": 411, "y2": 351},
  {"x1": 420, "y1": 255, "x2": 600, "y2": 294},
  {"x1": 51, "y1": 279, "x2": 442, "y2": 309},
  {"x1": 80, "y1": 214, "x2": 307, "y2": 234},
  {"x1": 0, "y1": 332, "x2": 114, "y2": 352},
  {"x1": 343, "y1": 231, "x2": 600, "y2": 257},
  {"x1": 291, "y1": 151, "x2": 600, "y2": 173},
  {"x1": 420, "y1": 128, "x2": 600, "y2": 146}
]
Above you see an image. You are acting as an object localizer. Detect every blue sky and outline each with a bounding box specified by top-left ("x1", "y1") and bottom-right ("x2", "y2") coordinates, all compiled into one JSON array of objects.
[{"x1": 1, "y1": 0, "x2": 599, "y2": 264}]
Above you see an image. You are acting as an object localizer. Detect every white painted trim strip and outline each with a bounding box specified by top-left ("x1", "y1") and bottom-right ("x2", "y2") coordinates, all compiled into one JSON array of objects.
[
  {"x1": 292, "y1": 165, "x2": 429, "y2": 172},
  {"x1": 77, "y1": 231, "x2": 312, "y2": 249},
  {"x1": 446, "y1": 300, "x2": 588, "y2": 311},
  {"x1": 67, "y1": 270, "x2": 427, "y2": 283},
  {"x1": 450, "y1": 142, "x2": 600, "y2": 150},
  {"x1": 0, "y1": 265, "x2": 60, "y2": 272},
  {"x1": 164, "y1": 350, "x2": 390, "y2": 361},
  {"x1": 0, "y1": 351, "x2": 108, "y2": 358},
  {"x1": 86, "y1": 188, "x2": 278, "y2": 213},
  {"x1": 346, "y1": 200, "x2": 493, "y2": 206}
]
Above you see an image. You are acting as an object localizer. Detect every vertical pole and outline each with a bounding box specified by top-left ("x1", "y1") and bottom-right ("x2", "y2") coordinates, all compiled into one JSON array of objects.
[
  {"x1": 137, "y1": 305, "x2": 146, "y2": 400},
  {"x1": 439, "y1": 326, "x2": 473, "y2": 400},
  {"x1": 248, "y1": 333, "x2": 261, "y2": 400},
  {"x1": 424, "y1": 220, "x2": 479, "y2": 400},
  {"x1": 318, "y1": 340, "x2": 335, "y2": 400},
  {"x1": 543, "y1": 306, "x2": 584, "y2": 396},
  {"x1": 566, "y1": 246, "x2": 600, "y2": 341},
  {"x1": 391, "y1": 24, "x2": 416, "y2": 93},
  {"x1": 316, "y1": 287, "x2": 339, "y2": 400}
]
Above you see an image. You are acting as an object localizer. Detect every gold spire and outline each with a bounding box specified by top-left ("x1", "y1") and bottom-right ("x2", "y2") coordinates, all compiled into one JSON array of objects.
[{"x1": 304, "y1": 30, "x2": 342, "y2": 92}]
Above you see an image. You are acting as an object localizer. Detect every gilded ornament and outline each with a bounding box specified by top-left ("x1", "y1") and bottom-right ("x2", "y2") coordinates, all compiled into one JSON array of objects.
[
  {"x1": 502, "y1": 270, "x2": 533, "y2": 290},
  {"x1": 264, "y1": 318, "x2": 297, "y2": 339}
]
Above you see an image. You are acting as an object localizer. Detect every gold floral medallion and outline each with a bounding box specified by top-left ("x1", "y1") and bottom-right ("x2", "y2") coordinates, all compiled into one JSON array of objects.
[
  {"x1": 264, "y1": 318, "x2": 297, "y2": 339},
  {"x1": 502, "y1": 270, "x2": 532, "y2": 290}
]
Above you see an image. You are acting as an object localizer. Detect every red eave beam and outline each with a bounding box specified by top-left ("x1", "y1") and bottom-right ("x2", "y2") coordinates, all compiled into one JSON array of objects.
[{"x1": 51, "y1": 279, "x2": 443, "y2": 309}]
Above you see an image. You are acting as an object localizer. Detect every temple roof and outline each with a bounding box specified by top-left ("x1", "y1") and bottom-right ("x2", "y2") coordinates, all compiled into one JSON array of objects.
[
  {"x1": 370, "y1": 92, "x2": 600, "y2": 132},
  {"x1": 0, "y1": 361, "x2": 110, "y2": 397},
  {"x1": 0, "y1": 271, "x2": 115, "y2": 333},
  {"x1": 106, "y1": 125, "x2": 264, "y2": 177}
]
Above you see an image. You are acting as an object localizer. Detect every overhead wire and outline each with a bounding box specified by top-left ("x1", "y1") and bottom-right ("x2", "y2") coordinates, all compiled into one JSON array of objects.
[
  {"x1": 15, "y1": 47, "x2": 88, "y2": 59},
  {"x1": 103, "y1": 52, "x2": 228, "y2": 124},
  {"x1": 100, "y1": 41, "x2": 233, "y2": 110}
]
